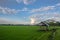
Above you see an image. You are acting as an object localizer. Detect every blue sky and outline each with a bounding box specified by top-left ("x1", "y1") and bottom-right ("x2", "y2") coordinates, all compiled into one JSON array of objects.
[{"x1": 0, "y1": 0, "x2": 60, "y2": 24}]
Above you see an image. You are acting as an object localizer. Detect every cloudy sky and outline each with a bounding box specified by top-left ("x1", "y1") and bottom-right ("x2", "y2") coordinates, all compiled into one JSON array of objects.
[{"x1": 0, "y1": 0, "x2": 60, "y2": 24}]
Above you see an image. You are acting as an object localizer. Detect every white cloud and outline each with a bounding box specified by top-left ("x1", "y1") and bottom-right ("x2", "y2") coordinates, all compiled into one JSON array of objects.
[
  {"x1": 0, "y1": 7, "x2": 30, "y2": 14},
  {"x1": 16, "y1": 0, "x2": 22, "y2": 3},
  {"x1": 0, "y1": 3, "x2": 59, "y2": 14},
  {"x1": 16, "y1": 0, "x2": 36, "y2": 5},
  {"x1": 30, "y1": 6, "x2": 55, "y2": 13},
  {"x1": 0, "y1": 6, "x2": 20, "y2": 14},
  {"x1": 0, "y1": 5, "x2": 56, "y2": 14},
  {"x1": 0, "y1": 17, "x2": 30, "y2": 24},
  {"x1": 30, "y1": 18, "x2": 35, "y2": 24},
  {"x1": 0, "y1": 18, "x2": 20, "y2": 24},
  {"x1": 29, "y1": 3, "x2": 60, "y2": 13},
  {"x1": 56, "y1": 3, "x2": 60, "y2": 6},
  {"x1": 23, "y1": 0, "x2": 36, "y2": 5},
  {"x1": 29, "y1": 12, "x2": 60, "y2": 23},
  {"x1": 21, "y1": 7, "x2": 29, "y2": 11}
]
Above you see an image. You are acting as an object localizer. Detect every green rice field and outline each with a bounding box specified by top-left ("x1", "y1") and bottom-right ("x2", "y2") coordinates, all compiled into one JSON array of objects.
[{"x1": 0, "y1": 25, "x2": 60, "y2": 40}]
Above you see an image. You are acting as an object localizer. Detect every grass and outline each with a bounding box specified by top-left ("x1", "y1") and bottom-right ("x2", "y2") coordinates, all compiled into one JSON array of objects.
[
  {"x1": 55, "y1": 28, "x2": 60, "y2": 40},
  {"x1": 0, "y1": 25, "x2": 60, "y2": 40}
]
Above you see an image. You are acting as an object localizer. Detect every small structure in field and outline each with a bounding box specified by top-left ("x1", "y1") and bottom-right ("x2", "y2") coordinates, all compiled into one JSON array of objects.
[{"x1": 38, "y1": 22, "x2": 49, "y2": 31}]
